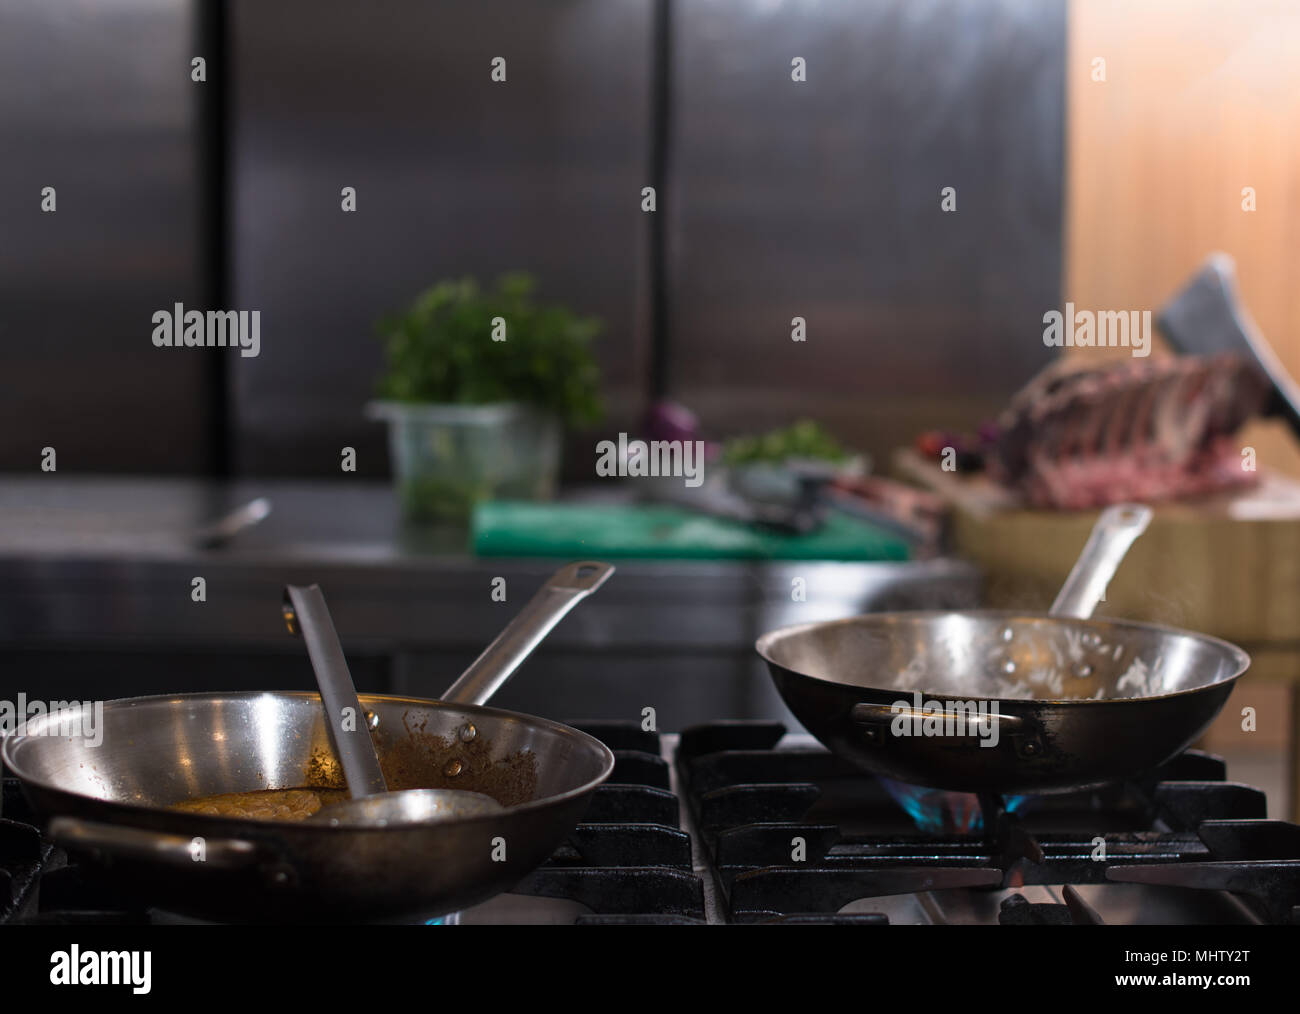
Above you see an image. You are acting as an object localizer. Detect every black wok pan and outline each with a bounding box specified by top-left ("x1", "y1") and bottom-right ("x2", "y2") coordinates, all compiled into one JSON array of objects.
[
  {"x1": 757, "y1": 506, "x2": 1250, "y2": 795},
  {"x1": 2, "y1": 562, "x2": 616, "y2": 921}
]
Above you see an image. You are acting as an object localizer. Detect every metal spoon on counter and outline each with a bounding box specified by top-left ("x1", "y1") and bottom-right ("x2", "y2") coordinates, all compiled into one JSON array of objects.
[{"x1": 194, "y1": 497, "x2": 272, "y2": 549}]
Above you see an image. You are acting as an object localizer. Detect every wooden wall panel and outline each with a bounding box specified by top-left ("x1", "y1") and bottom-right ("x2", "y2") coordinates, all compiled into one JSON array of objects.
[{"x1": 1065, "y1": 0, "x2": 1300, "y2": 469}]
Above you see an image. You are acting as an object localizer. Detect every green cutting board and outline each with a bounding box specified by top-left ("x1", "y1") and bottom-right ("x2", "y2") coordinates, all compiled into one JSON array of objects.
[{"x1": 472, "y1": 501, "x2": 910, "y2": 561}]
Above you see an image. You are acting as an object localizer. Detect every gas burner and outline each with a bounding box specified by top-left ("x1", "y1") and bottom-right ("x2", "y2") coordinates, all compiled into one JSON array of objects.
[{"x1": 675, "y1": 720, "x2": 1299, "y2": 925}]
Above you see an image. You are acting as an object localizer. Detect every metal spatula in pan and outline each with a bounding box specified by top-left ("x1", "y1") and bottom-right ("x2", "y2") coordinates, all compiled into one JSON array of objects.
[
  {"x1": 283, "y1": 583, "x2": 503, "y2": 825},
  {"x1": 283, "y1": 561, "x2": 614, "y2": 826}
]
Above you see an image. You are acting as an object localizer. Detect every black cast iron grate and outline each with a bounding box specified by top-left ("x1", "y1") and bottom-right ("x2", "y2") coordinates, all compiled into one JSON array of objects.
[{"x1": 675, "y1": 720, "x2": 1300, "y2": 925}]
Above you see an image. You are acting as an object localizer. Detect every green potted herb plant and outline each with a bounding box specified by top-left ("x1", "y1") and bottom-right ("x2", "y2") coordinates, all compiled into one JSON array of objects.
[{"x1": 369, "y1": 273, "x2": 602, "y2": 523}]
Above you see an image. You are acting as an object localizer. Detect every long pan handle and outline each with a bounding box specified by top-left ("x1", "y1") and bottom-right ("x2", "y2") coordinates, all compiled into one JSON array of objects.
[
  {"x1": 1049, "y1": 504, "x2": 1153, "y2": 619},
  {"x1": 50, "y1": 816, "x2": 267, "y2": 871},
  {"x1": 441, "y1": 561, "x2": 615, "y2": 707},
  {"x1": 283, "y1": 584, "x2": 389, "y2": 798}
]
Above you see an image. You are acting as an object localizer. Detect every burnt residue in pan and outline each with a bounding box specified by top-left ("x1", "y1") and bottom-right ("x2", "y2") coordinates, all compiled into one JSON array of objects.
[{"x1": 302, "y1": 709, "x2": 538, "y2": 808}]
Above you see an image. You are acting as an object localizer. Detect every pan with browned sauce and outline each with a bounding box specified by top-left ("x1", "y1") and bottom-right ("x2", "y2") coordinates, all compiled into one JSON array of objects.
[
  {"x1": 172, "y1": 788, "x2": 349, "y2": 821},
  {"x1": 3, "y1": 562, "x2": 617, "y2": 920},
  {"x1": 170, "y1": 719, "x2": 540, "y2": 822}
]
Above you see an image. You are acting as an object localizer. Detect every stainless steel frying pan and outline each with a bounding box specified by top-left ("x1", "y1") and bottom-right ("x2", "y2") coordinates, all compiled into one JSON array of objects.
[
  {"x1": 1, "y1": 562, "x2": 616, "y2": 921},
  {"x1": 757, "y1": 506, "x2": 1250, "y2": 795}
]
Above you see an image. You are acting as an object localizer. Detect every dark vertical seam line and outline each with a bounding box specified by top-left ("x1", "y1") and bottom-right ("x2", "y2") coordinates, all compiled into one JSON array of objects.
[
  {"x1": 198, "y1": 0, "x2": 230, "y2": 476},
  {"x1": 648, "y1": 0, "x2": 673, "y2": 403},
  {"x1": 1056, "y1": 0, "x2": 1069, "y2": 318}
]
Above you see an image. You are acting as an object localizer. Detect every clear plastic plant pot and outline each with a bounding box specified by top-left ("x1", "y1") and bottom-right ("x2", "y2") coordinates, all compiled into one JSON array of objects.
[{"x1": 367, "y1": 401, "x2": 561, "y2": 523}]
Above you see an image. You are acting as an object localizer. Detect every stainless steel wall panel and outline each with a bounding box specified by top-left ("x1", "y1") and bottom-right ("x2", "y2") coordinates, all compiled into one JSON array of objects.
[
  {"x1": 228, "y1": 0, "x2": 653, "y2": 476},
  {"x1": 0, "y1": 0, "x2": 209, "y2": 472},
  {"x1": 666, "y1": 0, "x2": 1065, "y2": 457}
]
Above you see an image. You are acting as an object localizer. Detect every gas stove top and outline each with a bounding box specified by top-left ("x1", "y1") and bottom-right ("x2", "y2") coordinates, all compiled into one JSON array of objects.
[
  {"x1": 672, "y1": 722, "x2": 1294, "y2": 925},
  {"x1": 2, "y1": 720, "x2": 1296, "y2": 925}
]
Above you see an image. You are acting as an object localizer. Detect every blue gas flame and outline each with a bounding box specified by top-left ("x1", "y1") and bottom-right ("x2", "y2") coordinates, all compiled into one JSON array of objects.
[{"x1": 879, "y1": 777, "x2": 1029, "y2": 833}]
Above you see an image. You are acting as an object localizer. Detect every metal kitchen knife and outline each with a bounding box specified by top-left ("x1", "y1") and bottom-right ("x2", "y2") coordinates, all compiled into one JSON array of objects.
[{"x1": 1156, "y1": 253, "x2": 1300, "y2": 438}]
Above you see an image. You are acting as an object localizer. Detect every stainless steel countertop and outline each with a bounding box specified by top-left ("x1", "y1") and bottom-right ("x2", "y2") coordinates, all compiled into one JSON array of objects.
[{"x1": 0, "y1": 478, "x2": 981, "y2": 651}]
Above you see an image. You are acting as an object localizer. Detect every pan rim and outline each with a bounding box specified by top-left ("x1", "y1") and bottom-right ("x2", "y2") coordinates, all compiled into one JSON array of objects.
[
  {"x1": 755, "y1": 609, "x2": 1251, "y2": 706},
  {"x1": 1, "y1": 690, "x2": 616, "y2": 832}
]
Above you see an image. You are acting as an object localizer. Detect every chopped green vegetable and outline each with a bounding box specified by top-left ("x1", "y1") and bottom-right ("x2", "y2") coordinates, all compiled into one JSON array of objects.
[{"x1": 722, "y1": 420, "x2": 852, "y2": 465}]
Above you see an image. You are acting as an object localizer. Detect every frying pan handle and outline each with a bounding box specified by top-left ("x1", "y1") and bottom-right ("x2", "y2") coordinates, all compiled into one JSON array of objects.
[
  {"x1": 48, "y1": 816, "x2": 273, "y2": 872},
  {"x1": 441, "y1": 561, "x2": 615, "y2": 707},
  {"x1": 1049, "y1": 504, "x2": 1152, "y2": 619},
  {"x1": 850, "y1": 703, "x2": 1024, "y2": 732},
  {"x1": 849, "y1": 703, "x2": 1044, "y2": 758}
]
